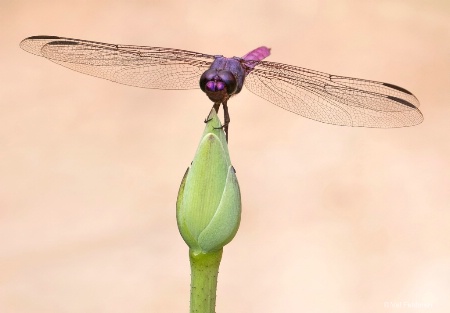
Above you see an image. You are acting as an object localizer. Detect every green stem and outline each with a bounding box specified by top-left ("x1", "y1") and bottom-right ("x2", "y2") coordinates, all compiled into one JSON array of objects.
[{"x1": 189, "y1": 248, "x2": 223, "y2": 313}]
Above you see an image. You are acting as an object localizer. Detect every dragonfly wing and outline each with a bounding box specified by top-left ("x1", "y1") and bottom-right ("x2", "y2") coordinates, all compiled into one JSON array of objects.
[
  {"x1": 20, "y1": 35, "x2": 215, "y2": 90},
  {"x1": 244, "y1": 60, "x2": 423, "y2": 127}
]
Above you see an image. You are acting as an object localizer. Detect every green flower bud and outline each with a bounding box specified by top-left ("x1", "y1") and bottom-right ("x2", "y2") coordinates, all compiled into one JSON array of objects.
[{"x1": 176, "y1": 109, "x2": 241, "y2": 253}]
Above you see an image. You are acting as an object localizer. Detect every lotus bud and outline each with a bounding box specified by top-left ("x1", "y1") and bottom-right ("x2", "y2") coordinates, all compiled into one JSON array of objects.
[{"x1": 176, "y1": 109, "x2": 241, "y2": 253}]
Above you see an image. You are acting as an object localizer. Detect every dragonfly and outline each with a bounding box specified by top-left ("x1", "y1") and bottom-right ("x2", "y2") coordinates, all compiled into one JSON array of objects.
[{"x1": 20, "y1": 35, "x2": 423, "y2": 141}]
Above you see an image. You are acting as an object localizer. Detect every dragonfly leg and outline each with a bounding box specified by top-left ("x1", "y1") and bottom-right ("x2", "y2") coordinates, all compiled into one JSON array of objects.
[
  {"x1": 212, "y1": 101, "x2": 230, "y2": 141},
  {"x1": 205, "y1": 101, "x2": 230, "y2": 142},
  {"x1": 222, "y1": 101, "x2": 230, "y2": 142},
  {"x1": 204, "y1": 102, "x2": 221, "y2": 123},
  {"x1": 213, "y1": 102, "x2": 221, "y2": 113}
]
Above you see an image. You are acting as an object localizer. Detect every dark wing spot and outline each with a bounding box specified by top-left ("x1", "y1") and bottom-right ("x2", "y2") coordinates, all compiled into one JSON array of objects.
[
  {"x1": 27, "y1": 35, "x2": 61, "y2": 40},
  {"x1": 383, "y1": 82, "x2": 413, "y2": 95},
  {"x1": 47, "y1": 40, "x2": 78, "y2": 46},
  {"x1": 387, "y1": 96, "x2": 417, "y2": 108}
]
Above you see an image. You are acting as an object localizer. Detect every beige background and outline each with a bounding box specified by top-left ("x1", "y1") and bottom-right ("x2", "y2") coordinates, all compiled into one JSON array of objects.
[{"x1": 1, "y1": 0, "x2": 449, "y2": 312}]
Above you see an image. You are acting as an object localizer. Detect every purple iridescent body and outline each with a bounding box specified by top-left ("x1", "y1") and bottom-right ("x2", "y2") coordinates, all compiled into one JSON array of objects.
[
  {"x1": 19, "y1": 36, "x2": 423, "y2": 141},
  {"x1": 200, "y1": 47, "x2": 270, "y2": 104},
  {"x1": 197, "y1": 47, "x2": 270, "y2": 139}
]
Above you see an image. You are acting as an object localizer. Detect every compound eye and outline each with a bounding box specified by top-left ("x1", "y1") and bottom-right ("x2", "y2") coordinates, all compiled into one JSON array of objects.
[
  {"x1": 199, "y1": 69, "x2": 218, "y2": 92},
  {"x1": 218, "y1": 70, "x2": 237, "y2": 94}
]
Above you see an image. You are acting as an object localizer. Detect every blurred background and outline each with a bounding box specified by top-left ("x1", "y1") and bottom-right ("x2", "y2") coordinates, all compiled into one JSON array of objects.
[{"x1": 1, "y1": 0, "x2": 449, "y2": 312}]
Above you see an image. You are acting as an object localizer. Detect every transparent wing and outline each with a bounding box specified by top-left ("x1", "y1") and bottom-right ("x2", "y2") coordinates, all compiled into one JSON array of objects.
[
  {"x1": 20, "y1": 35, "x2": 215, "y2": 90},
  {"x1": 244, "y1": 60, "x2": 423, "y2": 127}
]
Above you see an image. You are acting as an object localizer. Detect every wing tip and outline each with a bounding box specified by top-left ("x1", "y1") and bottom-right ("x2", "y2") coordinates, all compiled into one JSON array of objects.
[
  {"x1": 387, "y1": 95, "x2": 418, "y2": 109},
  {"x1": 20, "y1": 35, "x2": 62, "y2": 56},
  {"x1": 382, "y1": 82, "x2": 413, "y2": 95}
]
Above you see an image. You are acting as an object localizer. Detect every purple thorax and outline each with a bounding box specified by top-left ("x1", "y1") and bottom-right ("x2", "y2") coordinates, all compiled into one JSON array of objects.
[{"x1": 199, "y1": 46, "x2": 270, "y2": 103}]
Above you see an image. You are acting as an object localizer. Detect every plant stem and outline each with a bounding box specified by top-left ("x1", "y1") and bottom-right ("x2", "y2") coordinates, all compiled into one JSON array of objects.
[{"x1": 189, "y1": 248, "x2": 223, "y2": 313}]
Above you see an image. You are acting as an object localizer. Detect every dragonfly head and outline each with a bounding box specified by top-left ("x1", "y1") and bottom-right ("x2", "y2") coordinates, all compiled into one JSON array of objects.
[{"x1": 200, "y1": 69, "x2": 237, "y2": 102}]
